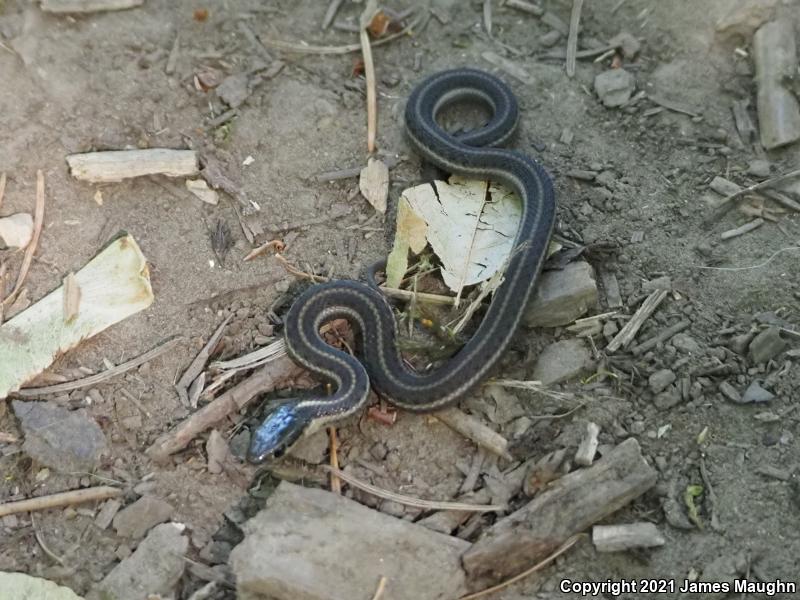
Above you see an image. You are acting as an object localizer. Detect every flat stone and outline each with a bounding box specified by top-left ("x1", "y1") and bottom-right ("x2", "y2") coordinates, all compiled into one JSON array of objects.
[
  {"x1": 719, "y1": 381, "x2": 741, "y2": 403},
  {"x1": 672, "y1": 333, "x2": 702, "y2": 354},
  {"x1": 88, "y1": 523, "x2": 187, "y2": 600},
  {"x1": 653, "y1": 385, "x2": 681, "y2": 410},
  {"x1": 742, "y1": 380, "x2": 775, "y2": 403},
  {"x1": 288, "y1": 428, "x2": 329, "y2": 464},
  {"x1": 12, "y1": 400, "x2": 108, "y2": 473},
  {"x1": 524, "y1": 261, "x2": 598, "y2": 327},
  {"x1": 113, "y1": 496, "x2": 174, "y2": 539},
  {"x1": 649, "y1": 369, "x2": 676, "y2": 394},
  {"x1": 594, "y1": 69, "x2": 635, "y2": 108},
  {"x1": 748, "y1": 327, "x2": 787, "y2": 363},
  {"x1": 532, "y1": 339, "x2": 594, "y2": 386},
  {"x1": 230, "y1": 482, "x2": 469, "y2": 600},
  {"x1": 747, "y1": 159, "x2": 771, "y2": 178}
]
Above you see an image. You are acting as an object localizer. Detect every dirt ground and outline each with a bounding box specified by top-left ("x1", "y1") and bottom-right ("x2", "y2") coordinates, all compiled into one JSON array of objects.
[{"x1": 1, "y1": 0, "x2": 799, "y2": 598}]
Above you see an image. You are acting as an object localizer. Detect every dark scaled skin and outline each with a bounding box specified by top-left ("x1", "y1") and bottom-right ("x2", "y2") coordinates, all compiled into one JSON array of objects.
[{"x1": 246, "y1": 403, "x2": 310, "y2": 463}]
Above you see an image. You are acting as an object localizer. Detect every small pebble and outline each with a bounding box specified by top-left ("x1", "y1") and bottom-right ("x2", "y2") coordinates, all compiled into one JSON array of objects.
[
  {"x1": 742, "y1": 380, "x2": 775, "y2": 403},
  {"x1": 649, "y1": 369, "x2": 676, "y2": 393}
]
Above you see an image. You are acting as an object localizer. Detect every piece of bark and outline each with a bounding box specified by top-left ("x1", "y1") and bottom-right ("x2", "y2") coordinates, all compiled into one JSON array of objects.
[
  {"x1": 462, "y1": 438, "x2": 657, "y2": 587},
  {"x1": 592, "y1": 522, "x2": 665, "y2": 552},
  {"x1": 606, "y1": 290, "x2": 667, "y2": 353},
  {"x1": 41, "y1": 0, "x2": 143, "y2": 12},
  {"x1": 753, "y1": 20, "x2": 800, "y2": 149},
  {"x1": 67, "y1": 149, "x2": 199, "y2": 183},
  {"x1": 574, "y1": 422, "x2": 600, "y2": 466},
  {"x1": 230, "y1": 482, "x2": 470, "y2": 600},
  {"x1": 434, "y1": 407, "x2": 512, "y2": 460}
]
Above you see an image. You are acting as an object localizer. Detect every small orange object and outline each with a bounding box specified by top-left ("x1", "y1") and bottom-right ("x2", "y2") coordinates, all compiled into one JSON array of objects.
[
  {"x1": 193, "y1": 8, "x2": 209, "y2": 21},
  {"x1": 367, "y1": 11, "x2": 391, "y2": 37}
]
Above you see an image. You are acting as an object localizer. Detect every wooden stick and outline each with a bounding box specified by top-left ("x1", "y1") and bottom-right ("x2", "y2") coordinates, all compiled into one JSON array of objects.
[
  {"x1": 631, "y1": 319, "x2": 690, "y2": 356},
  {"x1": 146, "y1": 355, "x2": 302, "y2": 461},
  {"x1": 720, "y1": 217, "x2": 764, "y2": 240},
  {"x1": 175, "y1": 316, "x2": 231, "y2": 406},
  {"x1": 606, "y1": 289, "x2": 667, "y2": 353},
  {"x1": 458, "y1": 534, "x2": 584, "y2": 600},
  {"x1": 504, "y1": 0, "x2": 544, "y2": 16},
  {"x1": 0, "y1": 486, "x2": 123, "y2": 518},
  {"x1": 328, "y1": 427, "x2": 342, "y2": 494},
  {"x1": 323, "y1": 466, "x2": 505, "y2": 512},
  {"x1": 0, "y1": 172, "x2": 6, "y2": 210},
  {"x1": 360, "y1": 0, "x2": 378, "y2": 153},
  {"x1": 705, "y1": 168, "x2": 800, "y2": 223},
  {"x1": 12, "y1": 336, "x2": 182, "y2": 397},
  {"x1": 66, "y1": 149, "x2": 199, "y2": 183},
  {"x1": 370, "y1": 576, "x2": 388, "y2": 600},
  {"x1": 3, "y1": 170, "x2": 45, "y2": 310},
  {"x1": 462, "y1": 439, "x2": 656, "y2": 586},
  {"x1": 321, "y1": 0, "x2": 344, "y2": 30},
  {"x1": 565, "y1": 0, "x2": 584, "y2": 78},
  {"x1": 261, "y1": 10, "x2": 424, "y2": 55},
  {"x1": 434, "y1": 407, "x2": 512, "y2": 460}
]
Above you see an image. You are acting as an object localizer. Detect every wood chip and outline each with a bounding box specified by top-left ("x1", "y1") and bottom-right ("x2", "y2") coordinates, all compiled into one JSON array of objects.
[
  {"x1": 62, "y1": 272, "x2": 81, "y2": 323},
  {"x1": 66, "y1": 149, "x2": 199, "y2": 183},
  {"x1": 574, "y1": 421, "x2": 599, "y2": 466},
  {"x1": 606, "y1": 289, "x2": 667, "y2": 353},
  {"x1": 720, "y1": 218, "x2": 764, "y2": 240},
  {"x1": 41, "y1": 0, "x2": 143, "y2": 12},
  {"x1": 359, "y1": 158, "x2": 389, "y2": 213},
  {"x1": 481, "y1": 51, "x2": 533, "y2": 84}
]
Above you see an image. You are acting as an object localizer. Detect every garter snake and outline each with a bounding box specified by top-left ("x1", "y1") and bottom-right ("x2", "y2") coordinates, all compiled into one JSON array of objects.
[{"x1": 247, "y1": 68, "x2": 555, "y2": 463}]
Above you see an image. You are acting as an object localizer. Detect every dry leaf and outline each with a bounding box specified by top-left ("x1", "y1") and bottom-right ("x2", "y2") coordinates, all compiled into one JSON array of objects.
[
  {"x1": 62, "y1": 272, "x2": 81, "y2": 323},
  {"x1": 359, "y1": 158, "x2": 389, "y2": 213},
  {"x1": 400, "y1": 176, "x2": 522, "y2": 293},
  {"x1": 386, "y1": 197, "x2": 427, "y2": 287},
  {"x1": 186, "y1": 178, "x2": 219, "y2": 205}
]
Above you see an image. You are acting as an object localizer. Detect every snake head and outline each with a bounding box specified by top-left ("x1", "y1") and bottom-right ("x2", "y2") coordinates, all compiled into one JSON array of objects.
[{"x1": 246, "y1": 403, "x2": 309, "y2": 464}]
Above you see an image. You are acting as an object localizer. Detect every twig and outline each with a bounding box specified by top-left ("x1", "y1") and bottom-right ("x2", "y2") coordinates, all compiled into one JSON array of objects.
[
  {"x1": 322, "y1": 466, "x2": 505, "y2": 511},
  {"x1": 699, "y1": 457, "x2": 721, "y2": 532},
  {"x1": 31, "y1": 512, "x2": 66, "y2": 565},
  {"x1": 0, "y1": 172, "x2": 6, "y2": 210},
  {"x1": 565, "y1": 0, "x2": 584, "y2": 78},
  {"x1": 360, "y1": 0, "x2": 378, "y2": 153},
  {"x1": 146, "y1": 355, "x2": 302, "y2": 461},
  {"x1": 0, "y1": 486, "x2": 123, "y2": 518},
  {"x1": 504, "y1": 0, "x2": 544, "y2": 16},
  {"x1": 705, "y1": 167, "x2": 800, "y2": 223},
  {"x1": 694, "y1": 245, "x2": 800, "y2": 271},
  {"x1": 434, "y1": 407, "x2": 512, "y2": 460},
  {"x1": 243, "y1": 240, "x2": 285, "y2": 262},
  {"x1": 175, "y1": 317, "x2": 231, "y2": 406},
  {"x1": 275, "y1": 253, "x2": 328, "y2": 283},
  {"x1": 3, "y1": 170, "x2": 45, "y2": 309},
  {"x1": 457, "y1": 534, "x2": 585, "y2": 600},
  {"x1": 370, "y1": 576, "x2": 387, "y2": 600},
  {"x1": 483, "y1": 0, "x2": 492, "y2": 36},
  {"x1": 606, "y1": 289, "x2": 667, "y2": 353},
  {"x1": 720, "y1": 218, "x2": 764, "y2": 240},
  {"x1": 380, "y1": 285, "x2": 457, "y2": 306},
  {"x1": 260, "y1": 10, "x2": 423, "y2": 55},
  {"x1": 322, "y1": 0, "x2": 345, "y2": 29},
  {"x1": 237, "y1": 21, "x2": 273, "y2": 63},
  {"x1": 328, "y1": 427, "x2": 342, "y2": 494},
  {"x1": 460, "y1": 447, "x2": 486, "y2": 495},
  {"x1": 12, "y1": 336, "x2": 182, "y2": 397},
  {"x1": 631, "y1": 319, "x2": 691, "y2": 356}
]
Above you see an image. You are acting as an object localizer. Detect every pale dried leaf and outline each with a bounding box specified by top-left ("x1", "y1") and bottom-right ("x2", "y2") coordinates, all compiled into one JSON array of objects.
[
  {"x1": 386, "y1": 196, "x2": 427, "y2": 287},
  {"x1": 62, "y1": 272, "x2": 81, "y2": 323},
  {"x1": 359, "y1": 158, "x2": 389, "y2": 213},
  {"x1": 402, "y1": 176, "x2": 521, "y2": 292}
]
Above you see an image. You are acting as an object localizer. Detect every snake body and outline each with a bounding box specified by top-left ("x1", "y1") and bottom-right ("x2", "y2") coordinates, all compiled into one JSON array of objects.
[{"x1": 247, "y1": 68, "x2": 555, "y2": 463}]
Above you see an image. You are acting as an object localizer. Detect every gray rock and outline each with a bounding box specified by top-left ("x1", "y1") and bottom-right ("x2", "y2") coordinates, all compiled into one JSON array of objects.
[
  {"x1": 653, "y1": 385, "x2": 682, "y2": 410},
  {"x1": 12, "y1": 400, "x2": 108, "y2": 472},
  {"x1": 728, "y1": 332, "x2": 754, "y2": 355},
  {"x1": 742, "y1": 380, "x2": 775, "y2": 403},
  {"x1": 748, "y1": 327, "x2": 787, "y2": 363},
  {"x1": 113, "y1": 496, "x2": 174, "y2": 539},
  {"x1": 539, "y1": 29, "x2": 562, "y2": 47},
  {"x1": 288, "y1": 429, "x2": 328, "y2": 464},
  {"x1": 524, "y1": 261, "x2": 598, "y2": 327},
  {"x1": 230, "y1": 482, "x2": 470, "y2": 600},
  {"x1": 649, "y1": 369, "x2": 676, "y2": 394},
  {"x1": 747, "y1": 159, "x2": 771, "y2": 178},
  {"x1": 642, "y1": 276, "x2": 671, "y2": 292},
  {"x1": 609, "y1": 31, "x2": 641, "y2": 58},
  {"x1": 672, "y1": 333, "x2": 702, "y2": 354},
  {"x1": 532, "y1": 339, "x2": 594, "y2": 386},
  {"x1": 594, "y1": 69, "x2": 635, "y2": 107},
  {"x1": 88, "y1": 523, "x2": 187, "y2": 600},
  {"x1": 217, "y1": 73, "x2": 250, "y2": 108},
  {"x1": 719, "y1": 381, "x2": 741, "y2": 403}
]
